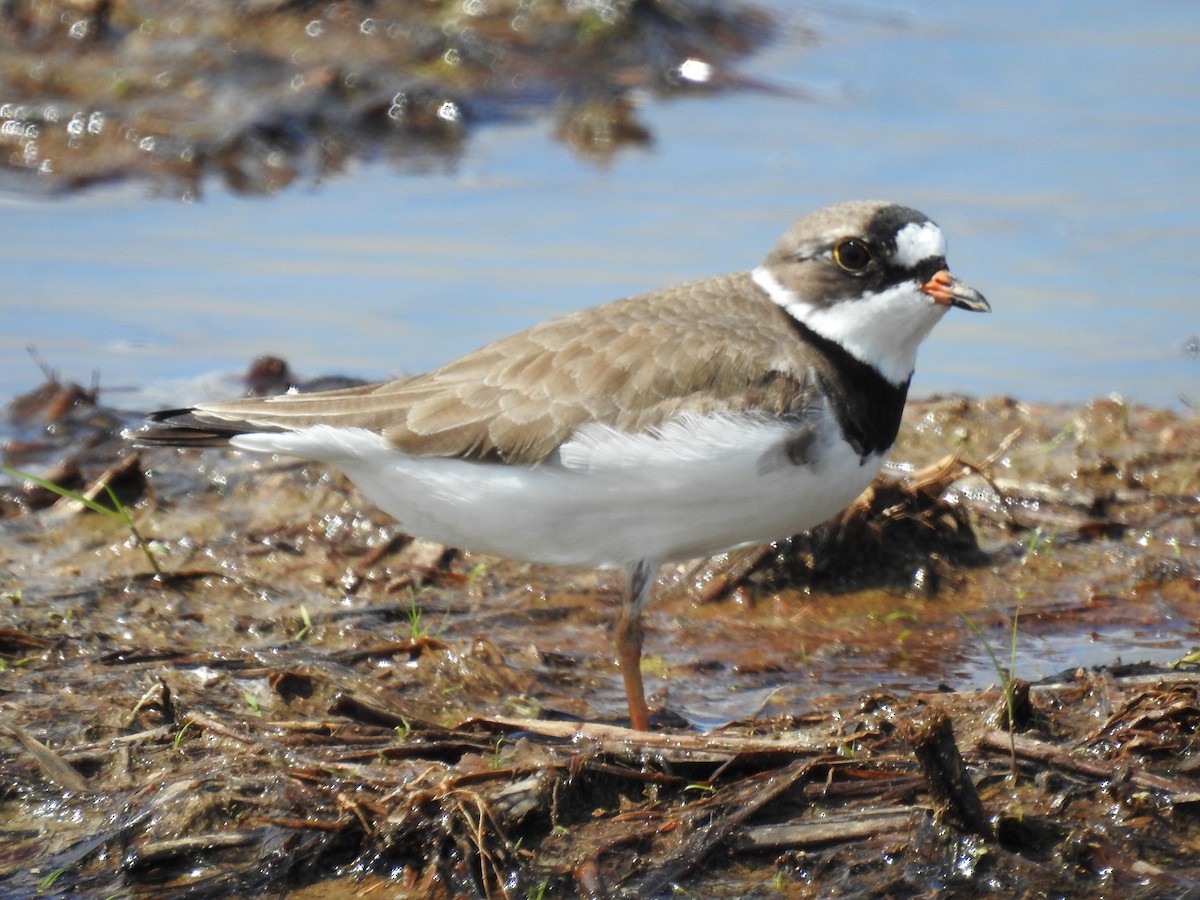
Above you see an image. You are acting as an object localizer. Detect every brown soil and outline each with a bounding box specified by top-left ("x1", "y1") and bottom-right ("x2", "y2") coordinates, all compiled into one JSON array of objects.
[{"x1": 2, "y1": 373, "x2": 1198, "y2": 897}]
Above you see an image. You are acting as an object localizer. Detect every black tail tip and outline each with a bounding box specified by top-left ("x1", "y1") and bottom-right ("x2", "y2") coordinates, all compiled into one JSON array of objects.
[{"x1": 130, "y1": 408, "x2": 242, "y2": 448}]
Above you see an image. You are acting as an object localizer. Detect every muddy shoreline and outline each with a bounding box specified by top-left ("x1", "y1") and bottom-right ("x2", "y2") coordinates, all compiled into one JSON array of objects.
[
  {"x1": 4, "y1": 1, "x2": 1199, "y2": 894},
  {"x1": 2, "y1": 374, "x2": 1198, "y2": 897}
]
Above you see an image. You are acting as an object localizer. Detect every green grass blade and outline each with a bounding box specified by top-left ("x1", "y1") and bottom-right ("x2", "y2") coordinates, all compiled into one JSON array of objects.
[
  {"x1": 1, "y1": 464, "x2": 164, "y2": 577},
  {"x1": 1, "y1": 463, "x2": 124, "y2": 521}
]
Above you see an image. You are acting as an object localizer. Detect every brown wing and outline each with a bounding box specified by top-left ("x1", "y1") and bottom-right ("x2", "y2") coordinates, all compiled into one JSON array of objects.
[{"x1": 156, "y1": 272, "x2": 818, "y2": 464}]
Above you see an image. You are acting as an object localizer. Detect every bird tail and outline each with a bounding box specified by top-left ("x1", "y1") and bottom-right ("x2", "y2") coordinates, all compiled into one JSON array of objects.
[{"x1": 131, "y1": 408, "x2": 267, "y2": 448}]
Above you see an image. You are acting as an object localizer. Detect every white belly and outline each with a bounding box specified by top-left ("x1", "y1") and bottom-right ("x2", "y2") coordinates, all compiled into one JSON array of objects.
[{"x1": 231, "y1": 411, "x2": 884, "y2": 569}]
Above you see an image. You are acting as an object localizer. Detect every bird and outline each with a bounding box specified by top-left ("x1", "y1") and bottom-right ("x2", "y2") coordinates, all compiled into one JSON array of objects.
[{"x1": 137, "y1": 200, "x2": 990, "y2": 731}]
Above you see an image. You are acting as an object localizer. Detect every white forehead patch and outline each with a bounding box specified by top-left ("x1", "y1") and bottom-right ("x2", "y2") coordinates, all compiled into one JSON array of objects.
[{"x1": 892, "y1": 221, "x2": 945, "y2": 268}]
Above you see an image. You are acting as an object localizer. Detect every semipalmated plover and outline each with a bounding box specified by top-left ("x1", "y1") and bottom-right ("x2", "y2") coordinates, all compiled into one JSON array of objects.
[{"x1": 139, "y1": 201, "x2": 989, "y2": 730}]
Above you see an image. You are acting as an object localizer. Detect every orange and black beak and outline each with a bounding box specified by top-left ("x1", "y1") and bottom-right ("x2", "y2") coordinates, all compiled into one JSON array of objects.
[{"x1": 921, "y1": 269, "x2": 990, "y2": 313}]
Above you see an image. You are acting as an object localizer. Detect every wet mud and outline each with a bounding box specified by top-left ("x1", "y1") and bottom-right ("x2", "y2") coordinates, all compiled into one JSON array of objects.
[{"x1": 1, "y1": 369, "x2": 1198, "y2": 897}]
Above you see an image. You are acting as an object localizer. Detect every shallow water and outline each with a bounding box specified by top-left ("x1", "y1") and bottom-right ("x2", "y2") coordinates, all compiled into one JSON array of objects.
[{"x1": 1, "y1": 0, "x2": 1197, "y2": 412}]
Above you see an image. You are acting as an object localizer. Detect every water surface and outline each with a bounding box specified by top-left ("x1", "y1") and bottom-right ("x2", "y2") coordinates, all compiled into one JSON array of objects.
[{"x1": 1, "y1": 0, "x2": 1196, "y2": 412}]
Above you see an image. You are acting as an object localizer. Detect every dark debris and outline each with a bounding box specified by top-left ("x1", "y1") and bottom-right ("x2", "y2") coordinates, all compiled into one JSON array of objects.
[{"x1": 2, "y1": 374, "x2": 1200, "y2": 896}]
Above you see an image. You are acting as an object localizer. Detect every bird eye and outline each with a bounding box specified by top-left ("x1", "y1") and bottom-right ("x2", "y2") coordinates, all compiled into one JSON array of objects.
[{"x1": 833, "y1": 238, "x2": 873, "y2": 272}]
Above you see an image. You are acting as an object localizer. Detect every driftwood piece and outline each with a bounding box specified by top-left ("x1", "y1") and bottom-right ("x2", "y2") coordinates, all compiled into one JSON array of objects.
[{"x1": 900, "y1": 708, "x2": 993, "y2": 838}]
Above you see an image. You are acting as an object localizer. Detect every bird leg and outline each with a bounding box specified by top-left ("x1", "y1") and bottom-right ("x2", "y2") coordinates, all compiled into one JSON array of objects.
[{"x1": 615, "y1": 560, "x2": 657, "y2": 731}]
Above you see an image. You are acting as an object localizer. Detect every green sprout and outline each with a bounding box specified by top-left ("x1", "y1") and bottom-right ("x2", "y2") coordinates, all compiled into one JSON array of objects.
[
  {"x1": 293, "y1": 604, "x2": 313, "y2": 641},
  {"x1": 961, "y1": 604, "x2": 1022, "y2": 770},
  {"x1": 1, "y1": 464, "x2": 163, "y2": 577}
]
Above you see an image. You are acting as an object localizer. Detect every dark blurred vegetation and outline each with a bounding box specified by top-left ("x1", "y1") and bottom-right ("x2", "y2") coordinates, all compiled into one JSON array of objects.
[{"x1": 0, "y1": 0, "x2": 773, "y2": 196}]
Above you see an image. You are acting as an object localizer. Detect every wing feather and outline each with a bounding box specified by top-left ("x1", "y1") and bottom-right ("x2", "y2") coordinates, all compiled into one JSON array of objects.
[{"x1": 142, "y1": 272, "x2": 821, "y2": 464}]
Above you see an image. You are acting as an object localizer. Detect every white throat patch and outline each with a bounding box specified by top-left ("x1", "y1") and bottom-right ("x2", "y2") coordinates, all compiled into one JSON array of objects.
[
  {"x1": 752, "y1": 266, "x2": 949, "y2": 387},
  {"x1": 893, "y1": 221, "x2": 946, "y2": 268}
]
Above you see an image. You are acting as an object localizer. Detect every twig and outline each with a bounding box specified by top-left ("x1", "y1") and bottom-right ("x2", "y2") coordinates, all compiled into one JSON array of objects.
[
  {"x1": 0, "y1": 719, "x2": 92, "y2": 793},
  {"x1": 739, "y1": 807, "x2": 926, "y2": 851},
  {"x1": 978, "y1": 730, "x2": 1200, "y2": 801}
]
